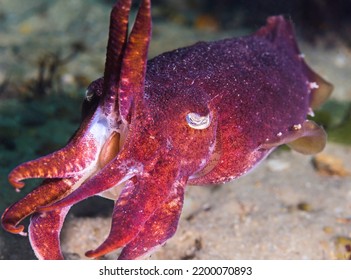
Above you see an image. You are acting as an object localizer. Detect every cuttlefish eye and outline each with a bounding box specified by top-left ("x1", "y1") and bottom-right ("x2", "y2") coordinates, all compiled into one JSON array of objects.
[
  {"x1": 186, "y1": 112, "x2": 211, "y2": 130},
  {"x1": 85, "y1": 77, "x2": 104, "y2": 102},
  {"x1": 85, "y1": 88, "x2": 94, "y2": 102}
]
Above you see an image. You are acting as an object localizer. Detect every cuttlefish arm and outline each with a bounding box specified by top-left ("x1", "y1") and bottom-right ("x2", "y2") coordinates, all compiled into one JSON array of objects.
[
  {"x1": 86, "y1": 154, "x2": 184, "y2": 259},
  {"x1": 1, "y1": 0, "x2": 132, "y2": 243},
  {"x1": 28, "y1": 206, "x2": 71, "y2": 260},
  {"x1": 118, "y1": 0, "x2": 151, "y2": 123},
  {"x1": 38, "y1": 0, "x2": 152, "y2": 212},
  {"x1": 24, "y1": 0, "x2": 153, "y2": 260},
  {"x1": 7, "y1": 0, "x2": 131, "y2": 189},
  {"x1": 118, "y1": 177, "x2": 185, "y2": 260},
  {"x1": 1, "y1": 178, "x2": 75, "y2": 234}
]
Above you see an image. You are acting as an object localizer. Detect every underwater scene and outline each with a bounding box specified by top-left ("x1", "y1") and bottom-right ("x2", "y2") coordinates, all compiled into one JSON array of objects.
[{"x1": 0, "y1": 0, "x2": 350, "y2": 259}]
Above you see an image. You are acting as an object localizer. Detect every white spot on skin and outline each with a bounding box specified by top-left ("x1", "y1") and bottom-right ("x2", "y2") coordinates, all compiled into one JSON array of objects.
[
  {"x1": 308, "y1": 107, "x2": 315, "y2": 117},
  {"x1": 74, "y1": 163, "x2": 82, "y2": 170},
  {"x1": 166, "y1": 138, "x2": 173, "y2": 150},
  {"x1": 121, "y1": 77, "x2": 130, "y2": 84},
  {"x1": 276, "y1": 132, "x2": 282, "y2": 137},
  {"x1": 39, "y1": 212, "x2": 47, "y2": 218},
  {"x1": 293, "y1": 124, "x2": 302, "y2": 130},
  {"x1": 309, "y1": 82, "x2": 319, "y2": 90}
]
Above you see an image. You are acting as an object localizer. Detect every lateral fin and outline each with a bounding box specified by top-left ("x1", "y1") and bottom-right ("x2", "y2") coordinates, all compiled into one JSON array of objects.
[{"x1": 260, "y1": 120, "x2": 327, "y2": 155}]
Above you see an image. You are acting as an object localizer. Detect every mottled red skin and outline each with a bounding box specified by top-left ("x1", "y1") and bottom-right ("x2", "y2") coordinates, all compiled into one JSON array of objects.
[
  {"x1": 145, "y1": 24, "x2": 311, "y2": 184},
  {"x1": 1, "y1": 0, "x2": 331, "y2": 260}
]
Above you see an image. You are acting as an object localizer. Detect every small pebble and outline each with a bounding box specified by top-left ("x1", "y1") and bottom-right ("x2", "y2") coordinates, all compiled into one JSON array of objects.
[
  {"x1": 322, "y1": 226, "x2": 334, "y2": 234},
  {"x1": 297, "y1": 202, "x2": 313, "y2": 212},
  {"x1": 312, "y1": 153, "x2": 350, "y2": 177}
]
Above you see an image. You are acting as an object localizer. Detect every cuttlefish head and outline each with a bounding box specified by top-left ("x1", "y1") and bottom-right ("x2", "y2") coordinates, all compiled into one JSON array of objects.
[{"x1": 1, "y1": 0, "x2": 218, "y2": 260}]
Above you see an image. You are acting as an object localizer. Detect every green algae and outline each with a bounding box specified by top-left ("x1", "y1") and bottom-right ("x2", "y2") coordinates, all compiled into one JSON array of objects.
[{"x1": 313, "y1": 100, "x2": 351, "y2": 145}]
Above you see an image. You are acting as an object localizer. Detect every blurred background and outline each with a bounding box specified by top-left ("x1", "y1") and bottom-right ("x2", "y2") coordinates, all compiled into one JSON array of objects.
[{"x1": 151, "y1": 0, "x2": 351, "y2": 45}]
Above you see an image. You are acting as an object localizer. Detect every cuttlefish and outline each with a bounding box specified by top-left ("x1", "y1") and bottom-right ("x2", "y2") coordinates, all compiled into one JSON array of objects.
[{"x1": 1, "y1": 0, "x2": 332, "y2": 259}]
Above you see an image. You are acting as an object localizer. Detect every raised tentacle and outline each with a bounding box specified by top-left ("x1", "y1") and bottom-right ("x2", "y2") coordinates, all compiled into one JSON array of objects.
[
  {"x1": 100, "y1": 0, "x2": 131, "y2": 116},
  {"x1": 8, "y1": 1, "x2": 135, "y2": 190},
  {"x1": 118, "y1": 0, "x2": 151, "y2": 123},
  {"x1": 28, "y1": 206, "x2": 71, "y2": 260},
  {"x1": 85, "y1": 156, "x2": 181, "y2": 259},
  {"x1": 118, "y1": 178, "x2": 185, "y2": 260}
]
